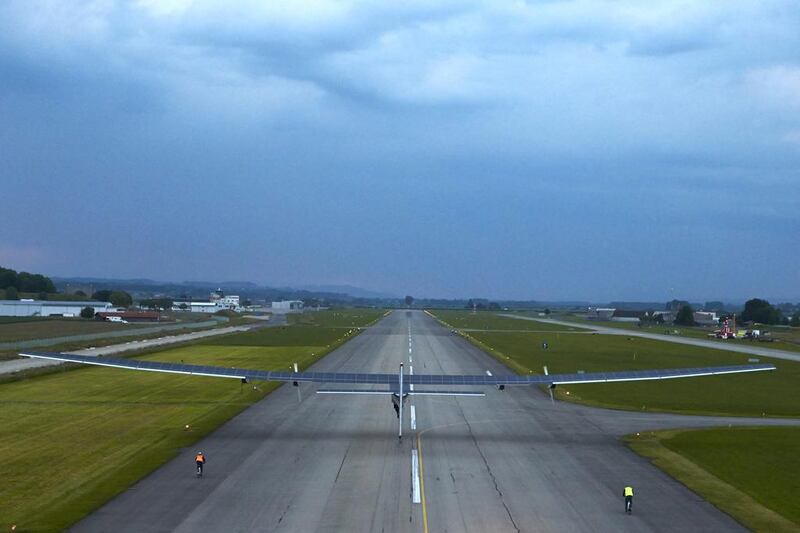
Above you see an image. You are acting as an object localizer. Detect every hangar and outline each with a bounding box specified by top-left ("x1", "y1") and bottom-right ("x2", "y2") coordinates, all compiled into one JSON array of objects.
[{"x1": 0, "y1": 299, "x2": 115, "y2": 317}]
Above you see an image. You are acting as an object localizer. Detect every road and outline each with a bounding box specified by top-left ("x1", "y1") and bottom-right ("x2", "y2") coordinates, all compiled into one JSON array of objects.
[
  {"x1": 500, "y1": 314, "x2": 800, "y2": 363},
  {"x1": 72, "y1": 311, "x2": 798, "y2": 533}
]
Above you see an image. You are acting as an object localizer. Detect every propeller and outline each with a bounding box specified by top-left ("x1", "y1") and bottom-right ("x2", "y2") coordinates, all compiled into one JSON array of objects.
[
  {"x1": 293, "y1": 363, "x2": 302, "y2": 403},
  {"x1": 544, "y1": 366, "x2": 555, "y2": 405}
]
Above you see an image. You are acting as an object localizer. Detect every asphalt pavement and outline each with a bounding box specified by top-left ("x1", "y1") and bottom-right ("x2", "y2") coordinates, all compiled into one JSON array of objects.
[{"x1": 71, "y1": 311, "x2": 799, "y2": 533}]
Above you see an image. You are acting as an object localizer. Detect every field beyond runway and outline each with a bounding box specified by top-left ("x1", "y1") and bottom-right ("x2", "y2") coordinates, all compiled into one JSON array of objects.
[
  {"x1": 70, "y1": 311, "x2": 798, "y2": 532},
  {"x1": 0, "y1": 309, "x2": 382, "y2": 531}
]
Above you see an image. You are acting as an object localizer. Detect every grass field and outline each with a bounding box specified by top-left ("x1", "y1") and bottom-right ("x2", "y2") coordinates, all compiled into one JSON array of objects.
[
  {"x1": 289, "y1": 308, "x2": 387, "y2": 328},
  {"x1": 468, "y1": 329, "x2": 800, "y2": 416},
  {"x1": 431, "y1": 310, "x2": 585, "y2": 331},
  {"x1": 0, "y1": 309, "x2": 384, "y2": 531},
  {"x1": 430, "y1": 311, "x2": 800, "y2": 417},
  {"x1": 552, "y1": 314, "x2": 800, "y2": 353},
  {"x1": 628, "y1": 427, "x2": 800, "y2": 531},
  {"x1": 0, "y1": 317, "x2": 50, "y2": 325},
  {"x1": 0, "y1": 319, "x2": 152, "y2": 342},
  {"x1": 0, "y1": 324, "x2": 220, "y2": 364}
]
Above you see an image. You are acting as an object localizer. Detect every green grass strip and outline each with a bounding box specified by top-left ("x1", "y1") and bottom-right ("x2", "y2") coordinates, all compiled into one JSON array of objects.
[
  {"x1": 430, "y1": 310, "x2": 800, "y2": 418},
  {"x1": 626, "y1": 427, "x2": 800, "y2": 531},
  {"x1": 0, "y1": 309, "x2": 384, "y2": 532}
]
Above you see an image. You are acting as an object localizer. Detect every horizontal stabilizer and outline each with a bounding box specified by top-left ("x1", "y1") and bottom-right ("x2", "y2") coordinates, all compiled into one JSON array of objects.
[
  {"x1": 407, "y1": 390, "x2": 485, "y2": 397},
  {"x1": 316, "y1": 389, "x2": 395, "y2": 395}
]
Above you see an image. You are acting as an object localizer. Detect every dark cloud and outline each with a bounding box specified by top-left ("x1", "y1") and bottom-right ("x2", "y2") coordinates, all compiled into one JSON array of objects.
[{"x1": 1, "y1": 0, "x2": 799, "y2": 300}]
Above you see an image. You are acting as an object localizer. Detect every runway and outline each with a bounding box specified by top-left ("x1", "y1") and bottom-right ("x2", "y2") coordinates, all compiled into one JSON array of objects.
[{"x1": 72, "y1": 311, "x2": 797, "y2": 532}]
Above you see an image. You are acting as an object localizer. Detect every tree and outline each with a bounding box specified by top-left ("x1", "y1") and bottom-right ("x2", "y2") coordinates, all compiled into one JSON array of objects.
[
  {"x1": 666, "y1": 299, "x2": 689, "y2": 312},
  {"x1": 74, "y1": 290, "x2": 87, "y2": 297},
  {"x1": 109, "y1": 291, "x2": 133, "y2": 307},
  {"x1": 92, "y1": 290, "x2": 112, "y2": 302},
  {"x1": 5, "y1": 286, "x2": 19, "y2": 300},
  {"x1": 80, "y1": 306, "x2": 95, "y2": 319},
  {"x1": 405, "y1": 295, "x2": 414, "y2": 307},
  {"x1": 674, "y1": 304, "x2": 695, "y2": 326},
  {"x1": 0, "y1": 267, "x2": 16, "y2": 290},
  {"x1": 0, "y1": 266, "x2": 55, "y2": 293},
  {"x1": 790, "y1": 314, "x2": 800, "y2": 327},
  {"x1": 544, "y1": 308, "x2": 551, "y2": 315},
  {"x1": 17, "y1": 272, "x2": 55, "y2": 293},
  {"x1": 140, "y1": 298, "x2": 173, "y2": 310},
  {"x1": 740, "y1": 298, "x2": 782, "y2": 325}
]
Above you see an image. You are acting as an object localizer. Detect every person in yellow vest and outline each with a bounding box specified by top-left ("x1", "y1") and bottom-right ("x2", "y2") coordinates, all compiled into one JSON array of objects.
[
  {"x1": 195, "y1": 451, "x2": 206, "y2": 477},
  {"x1": 623, "y1": 485, "x2": 634, "y2": 514}
]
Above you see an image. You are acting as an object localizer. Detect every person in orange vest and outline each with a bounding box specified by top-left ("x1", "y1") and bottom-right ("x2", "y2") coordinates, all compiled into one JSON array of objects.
[
  {"x1": 623, "y1": 485, "x2": 634, "y2": 514},
  {"x1": 195, "y1": 451, "x2": 206, "y2": 477}
]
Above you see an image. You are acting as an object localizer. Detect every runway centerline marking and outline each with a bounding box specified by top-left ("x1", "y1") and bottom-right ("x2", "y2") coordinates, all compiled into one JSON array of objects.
[{"x1": 410, "y1": 405, "x2": 416, "y2": 430}]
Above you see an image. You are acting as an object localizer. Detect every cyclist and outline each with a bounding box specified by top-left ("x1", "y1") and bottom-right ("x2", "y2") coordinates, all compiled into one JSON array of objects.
[
  {"x1": 195, "y1": 451, "x2": 206, "y2": 477},
  {"x1": 623, "y1": 485, "x2": 634, "y2": 514}
]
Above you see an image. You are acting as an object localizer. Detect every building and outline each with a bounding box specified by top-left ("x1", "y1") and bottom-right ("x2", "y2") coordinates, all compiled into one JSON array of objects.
[
  {"x1": 271, "y1": 300, "x2": 304, "y2": 312},
  {"x1": 651, "y1": 310, "x2": 676, "y2": 323},
  {"x1": 611, "y1": 310, "x2": 647, "y2": 323},
  {"x1": 217, "y1": 295, "x2": 240, "y2": 310},
  {"x1": 693, "y1": 311, "x2": 719, "y2": 326},
  {"x1": 0, "y1": 300, "x2": 115, "y2": 317},
  {"x1": 586, "y1": 307, "x2": 615, "y2": 320},
  {"x1": 209, "y1": 289, "x2": 240, "y2": 310}
]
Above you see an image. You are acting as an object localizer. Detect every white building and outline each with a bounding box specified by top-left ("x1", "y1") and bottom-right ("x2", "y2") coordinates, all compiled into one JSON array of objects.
[
  {"x1": 218, "y1": 295, "x2": 240, "y2": 309},
  {"x1": 693, "y1": 311, "x2": 719, "y2": 326},
  {"x1": 271, "y1": 300, "x2": 304, "y2": 312},
  {"x1": 190, "y1": 301, "x2": 218, "y2": 313},
  {"x1": 586, "y1": 307, "x2": 615, "y2": 320},
  {"x1": 208, "y1": 289, "x2": 240, "y2": 310},
  {"x1": 0, "y1": 300, "x2": 114, "y2": 317}
]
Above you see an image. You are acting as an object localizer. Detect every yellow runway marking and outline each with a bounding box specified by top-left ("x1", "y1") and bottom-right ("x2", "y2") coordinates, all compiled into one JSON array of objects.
[{"x1": 417, "y1": 433, "x2": 429, "y2": 533}]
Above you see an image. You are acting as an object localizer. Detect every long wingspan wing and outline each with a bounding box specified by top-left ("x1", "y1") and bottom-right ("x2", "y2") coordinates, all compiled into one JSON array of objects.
[{"x1": 20, "y1": 351, "x2": 775, "y2": 388}]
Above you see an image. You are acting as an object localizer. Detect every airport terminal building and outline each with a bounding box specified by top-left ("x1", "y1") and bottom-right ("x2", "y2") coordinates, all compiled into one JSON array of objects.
[{"x1": 0, "y1": 299, "x2": 115, "y2": 317}]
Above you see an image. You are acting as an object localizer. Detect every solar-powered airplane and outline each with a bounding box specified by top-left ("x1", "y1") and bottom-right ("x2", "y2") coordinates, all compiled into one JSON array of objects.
[{"x1": 20, "y1": 351, "x2": 775, "y2": 438}]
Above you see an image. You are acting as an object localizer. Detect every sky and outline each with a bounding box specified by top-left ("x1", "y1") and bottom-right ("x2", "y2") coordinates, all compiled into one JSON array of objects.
[{"x1": 1, "y1": 0, "x2": 799, "y2": 302}]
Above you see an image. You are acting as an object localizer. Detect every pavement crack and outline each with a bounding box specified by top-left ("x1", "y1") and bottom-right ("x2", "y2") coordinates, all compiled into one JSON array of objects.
[
  {"x1": 334, "y1": 442, "x2": 352, "y2": 484},
  {"x1": 276, "y1": 501, "x2": 292, "y2": 525},
  {"x1": 464, "y1": 418, "x2": 521, "y2": 533}
]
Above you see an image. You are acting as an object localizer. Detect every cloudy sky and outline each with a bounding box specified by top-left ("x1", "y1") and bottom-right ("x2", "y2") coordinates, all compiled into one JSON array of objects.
[{"x1": 1, "y1": 0, "x2": 799, "y2": 301}]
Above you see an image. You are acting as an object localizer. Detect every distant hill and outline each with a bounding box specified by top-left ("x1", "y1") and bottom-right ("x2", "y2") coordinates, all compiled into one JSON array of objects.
[
  {"x1": 297, "y1": 284, "x2": 397, "y2": 299},
  {"x1": 51, "y1": 276, "x2": 382, "y2": 304}
]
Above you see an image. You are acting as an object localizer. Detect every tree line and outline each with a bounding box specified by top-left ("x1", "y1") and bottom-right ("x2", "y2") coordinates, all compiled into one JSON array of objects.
[
  {"x1": 672, "y1": 298, "x2": 798, "y2": 327},
  {"x1": 1, "y1": 266, "x2": 56, "y2": 299}
]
